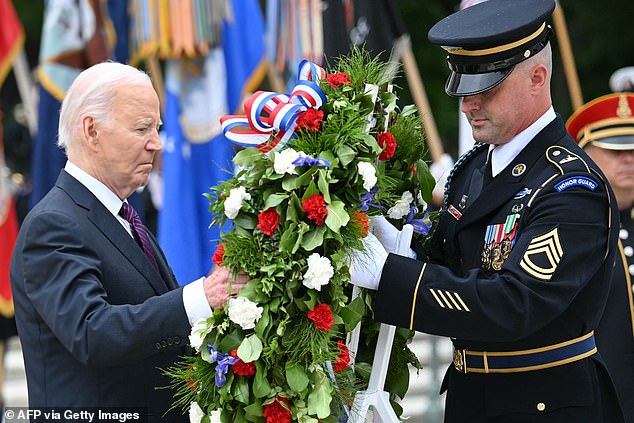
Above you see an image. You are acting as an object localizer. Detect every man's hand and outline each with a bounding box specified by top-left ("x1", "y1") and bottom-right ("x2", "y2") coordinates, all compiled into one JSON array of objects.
[
  {"x1": 204, "y1": 266, "x2": 250, "y2": 310},
  {"x1": 370, "y1": 216, "x2": 416, "y2": 258},
  {"x1": 348, "y1": 233, "x2": 388, "y2": 290}
]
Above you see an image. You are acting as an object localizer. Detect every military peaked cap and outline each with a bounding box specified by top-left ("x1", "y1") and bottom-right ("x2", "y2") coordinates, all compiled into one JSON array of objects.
[
  {"x1": 428, "y1": 0, "x2": 555, "y2": 96},
  {"x1": 566, "y1": 93, "x2": 634, "y2": 150}
]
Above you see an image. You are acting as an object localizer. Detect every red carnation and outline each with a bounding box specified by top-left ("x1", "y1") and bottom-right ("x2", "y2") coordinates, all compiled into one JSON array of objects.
[
  {"x1": 335, "y1": 340, "x2": 350, "y2": 372},
  {"x1": 327, "y1": 72, "x2": 351, "y2": 88},
  {"x1": 263, "y1": 397, "x2": 292, "y2": 423},
  {"x1": 377, "y1": 132, "x2": 397, "y2": 160},
  {"x1": 230, "y1": 350, "x2": 256, "y2": 376},
  {"x1": 296, "y1": 108, "x2": 324, "y2": 131},
  {"x1": 302, "y1": 194, "x2": 328, "y2": 225},
  {"x1": 350, "y1": 210, "x2": 369, "y2": 238},
  {"x1": 308, "y1": 304, "x2": 334, "y2": 332},
  {"x1": 212, "y1": 243, "x2": 225, "y2": 266},
  {"x1": 258, "y1": 208, "x2": 280, "y2": 236}
]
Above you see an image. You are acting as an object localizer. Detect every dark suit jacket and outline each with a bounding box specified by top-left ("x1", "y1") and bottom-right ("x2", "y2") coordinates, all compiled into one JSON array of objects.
[
  {"x1": 375, "y1": 116, "x2": 624, "y2": 422},
  {"x1": 10, "y1": 170, "x2": 191, "y2": 422}
]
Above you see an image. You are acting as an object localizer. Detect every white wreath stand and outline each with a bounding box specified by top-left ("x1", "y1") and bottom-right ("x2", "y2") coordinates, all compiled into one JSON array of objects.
[{"x1": 346, "y1": 224, "x2": 414, "y2": 423}]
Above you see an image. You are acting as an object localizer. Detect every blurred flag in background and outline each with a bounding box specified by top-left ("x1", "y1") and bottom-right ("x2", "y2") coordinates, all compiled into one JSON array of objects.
[
  {"x1": 0, "y1": 0, "x2": 24, "y2": 318},
  {"x1": 158, "y1": 0, "x2": 266, "y2": 284},
  {"x1": 29, "y1": 0, "x2": 127, "y2": 208}
]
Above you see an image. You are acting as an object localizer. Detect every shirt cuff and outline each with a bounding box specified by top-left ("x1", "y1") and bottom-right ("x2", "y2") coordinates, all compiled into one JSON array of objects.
[{"x1": 182, "y1": 277, "x2": 212, "y2": 326}]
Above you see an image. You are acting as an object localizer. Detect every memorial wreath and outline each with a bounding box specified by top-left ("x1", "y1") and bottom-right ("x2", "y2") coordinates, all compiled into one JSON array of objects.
[{"x1": 166, "y1": 48, "x2": 437, "y2": 423}]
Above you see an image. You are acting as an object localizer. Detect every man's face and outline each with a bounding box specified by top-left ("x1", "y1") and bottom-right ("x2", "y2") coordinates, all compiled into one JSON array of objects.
[
  {"x1": 585, "y1": 144, "x2": 634, "y2": 197},
  {"x1": 460, "y1": 66, "x2": 537, "y2": 145},
  {"x1": 92, "y1": 83, "x2": 162, "y2": 199}
]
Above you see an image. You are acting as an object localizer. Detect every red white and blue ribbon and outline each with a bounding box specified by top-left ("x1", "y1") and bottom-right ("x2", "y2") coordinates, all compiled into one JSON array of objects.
[{"x1": 221, "y1": 60, "x2": 327, "y2": 153}]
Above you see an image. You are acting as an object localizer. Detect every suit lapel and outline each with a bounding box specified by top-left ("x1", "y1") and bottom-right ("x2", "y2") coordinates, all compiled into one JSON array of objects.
[{"x1": 57, "y1": 171, "x2": 171, "y2": 295}]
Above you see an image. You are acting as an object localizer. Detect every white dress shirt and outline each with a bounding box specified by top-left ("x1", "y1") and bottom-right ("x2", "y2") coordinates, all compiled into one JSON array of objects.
[{"x1": 488, "y1": 106, "x2": 556, "y2": 177}]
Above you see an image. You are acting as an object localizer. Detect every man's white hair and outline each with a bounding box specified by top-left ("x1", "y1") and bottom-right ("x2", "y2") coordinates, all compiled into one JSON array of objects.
[{"x1": 57, "y1": 61, "x2": 152, "y2": 150}]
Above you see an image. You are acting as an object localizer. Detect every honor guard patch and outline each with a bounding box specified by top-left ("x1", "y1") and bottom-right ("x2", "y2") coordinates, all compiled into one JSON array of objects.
[
  {"x1": 554, "y1": 177, "x2": 598, "y2": 192},
  {"x1": 519, "y1": 228, "x2": 563, "y2": 280}
]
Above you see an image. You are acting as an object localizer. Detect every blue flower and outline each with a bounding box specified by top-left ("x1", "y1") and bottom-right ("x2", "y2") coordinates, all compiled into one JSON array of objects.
[
  {"x1": 360, "y1": 187, "x2": 382, "y2": 212},
  {"x1": 207, "y1": 345, "x2": 240, "y2": 387},
  {"x1": 406, "y1": 206, "x2": 432, "y2": 236}
]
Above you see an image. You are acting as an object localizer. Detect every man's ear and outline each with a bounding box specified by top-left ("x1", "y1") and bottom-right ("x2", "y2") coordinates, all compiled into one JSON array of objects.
[
  {"x1": 530, "y1": 64, "x2": 548, "y2": 93},
  {"x1": 81, "y1": 115, "x2": 98, "y2": 149}
]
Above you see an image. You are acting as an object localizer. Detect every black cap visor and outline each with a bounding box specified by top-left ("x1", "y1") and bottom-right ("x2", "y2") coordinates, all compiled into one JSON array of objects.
[
  {"x1": 445, "y1": 67, "x2": 513, "y2": 97},
  {"x1": 590, "y1": 135, "x2": 634, "y2": 151}
]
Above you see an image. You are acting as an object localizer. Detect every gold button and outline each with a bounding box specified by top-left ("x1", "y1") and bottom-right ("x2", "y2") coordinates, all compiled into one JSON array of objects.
[{"x1": 537, "y1": 402, "x2": 546, "y2": 412}]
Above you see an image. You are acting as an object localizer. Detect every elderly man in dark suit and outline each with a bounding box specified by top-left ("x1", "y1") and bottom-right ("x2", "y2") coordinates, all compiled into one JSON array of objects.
[
  {"x1": 351, "y1": 0, "x2": 625, "y2": 421},
  {"x1": 10, "y1": 62, "x2": 247, "y2": 421}
]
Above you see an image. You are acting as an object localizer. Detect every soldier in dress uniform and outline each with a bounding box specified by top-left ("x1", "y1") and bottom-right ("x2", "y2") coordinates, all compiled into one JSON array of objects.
[
  {"x1": 567, "y1": 92, "x2": 634, "y2": 422},
  {"x1": 349, "y1": 0, "x2": 624, "y2": 421}
]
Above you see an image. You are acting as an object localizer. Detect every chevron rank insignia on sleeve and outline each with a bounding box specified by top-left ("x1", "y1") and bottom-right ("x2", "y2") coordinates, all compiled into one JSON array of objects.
[
  {"x1": 519, "y1": 228, "x2": 563, "y2": 280},
  {"x1": 429, "y1": 288, "x2": 470, "y2": 312}
]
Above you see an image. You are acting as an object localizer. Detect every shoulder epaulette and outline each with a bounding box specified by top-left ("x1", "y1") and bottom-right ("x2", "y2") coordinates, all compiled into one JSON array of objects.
[{"x1": 545, "y1": 145, "x2": 591, "y2": 175}]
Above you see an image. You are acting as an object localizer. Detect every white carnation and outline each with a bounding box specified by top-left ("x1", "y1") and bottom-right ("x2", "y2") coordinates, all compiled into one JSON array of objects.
[
  {"x1": 188, "y1": 318, "x2": 212, "y2": 353},
  {"x1": 189, "y1": 402, "x2": 205, "y2": 423},
  {"x1": 209, "y1": 409, "x2": 222, "y2": 423},
  {"x1": 357, "y1": 162, "x2": 377, "y2": 191},
  {"x1": 274, "y1": 148, "x2": 301, "y2": 175},
  {"x1": 224, "y1": 186, "x2": 251, "y2": 219},
  {"x1": 228, "y1": 297, "x2": 263, "y2": 330},
  {"x1": 302, "y1": 253, "x2": 334, "y2": 291},
  {"x1": 388, "y1": 191, "x2": 414, "y2": 220}
]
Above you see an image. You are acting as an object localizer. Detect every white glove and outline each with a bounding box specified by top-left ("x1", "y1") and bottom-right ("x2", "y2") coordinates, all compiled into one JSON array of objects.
[
  {"x1": 347, "y1": 233, "x2": 388, "y2": 290},
  {"x1": 370, "y1": 216, "x2": 416, "y2": 258}
]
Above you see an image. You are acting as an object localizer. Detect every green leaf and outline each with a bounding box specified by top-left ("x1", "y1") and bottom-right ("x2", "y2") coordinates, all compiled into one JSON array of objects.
[
  {"x1": 307, "y1": 371, "x2": 332, "y2": 419},
  {"x1": 280, "y1": 223, "x2": 299, "y2": 253},
  {"x1": 336, "y1": 145, "x2": 356, "y2": 166},
  {"x1": 233, "y1": 147, "x2": 264, "y2": 168},
  {"x1": 282, "y1": 175, "x2": 299, "y2": 191},
  {"x1": 317, "y1": 169, "x2": 331, "y2": 204},
  {"x1": 303, "y1": 180, "x2": 319, "y2": 199},
  {"x1": 415, "y1": 159, "x2": 436, "y2": 204},
  {"x1": 325, "y1": 201, "x2": 350, "y2": 233},
  {"x1": 338, "y1": 296, "x2": 366, "y2": 332},
  {"x1": 244, "y1": 402, "x2": 263, "y2": 418},
  {"x1": 232, "y1": 376, "x2": 251, "y2": 404},
  {"x1": 401, "y1": 104, "x2": 418, "y2": 117},
  {"x1": 254, "y1": 306, "x2": 270, "y2": 339},
  {"x1": 218, "y1": 329, "x2": 244, "y2": 353},
  {"x1": 381, "y1": 91, "x2": 398, "y2": 109},
  {"x1": 264, "y1": 193, "x2": 289, "y2": 209},
  {"x1": 253, "y1": 361, "x2": 272, "y2": 398},
  {"x1": 286, "y1": 362, "x2": 310, "y2": 392},
  {"x1": 301, "y1": 225, "x2": 326, "y2": 251},
  {"x1": 233, "y1": 214, "x2": 257, "y2": 230},
  {"x1": 292, "y1": 222, "x2": 310, "y2": 254},
  {"x1": 237, "y1": 334, "x2": 263, "y2": 362}
]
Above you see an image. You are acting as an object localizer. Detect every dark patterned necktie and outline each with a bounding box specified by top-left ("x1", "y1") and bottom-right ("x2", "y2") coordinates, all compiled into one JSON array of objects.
[{"x1": 119, "y1": 202, "x2": 159, "y2": 271}]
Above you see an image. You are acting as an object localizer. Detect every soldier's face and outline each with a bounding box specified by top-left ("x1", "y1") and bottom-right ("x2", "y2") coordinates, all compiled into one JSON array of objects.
[
  {"x1": 461, "y1": 65, "x2": 540, "y2": 146},
  {"x1": 585, "y1": 145, "x2": 634, "y2": 205}
]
